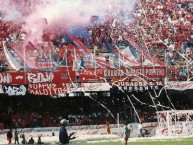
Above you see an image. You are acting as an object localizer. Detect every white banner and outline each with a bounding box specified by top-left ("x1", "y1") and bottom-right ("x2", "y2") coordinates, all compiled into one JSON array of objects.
[
  {"x1": 67, "y1": 83, "x2": 111, "y2": 92},
  {"x1": 0, "y1": 85, "x2": 3, "y2": 93},
  {"x1": 166, "y1": 81, "x2": 193, "y2": 91},
  {"x1": 0, "y1": 123, "x2": 156, "y2": 137}
]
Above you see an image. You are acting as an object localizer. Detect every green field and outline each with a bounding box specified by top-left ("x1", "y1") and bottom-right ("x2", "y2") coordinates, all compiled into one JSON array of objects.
[
  {"x1": 44, "y1": 138, "x2": 193, "y2": 145},
  {"x1": 74, "y1": 139, "x2": 193, "y2": 145}
]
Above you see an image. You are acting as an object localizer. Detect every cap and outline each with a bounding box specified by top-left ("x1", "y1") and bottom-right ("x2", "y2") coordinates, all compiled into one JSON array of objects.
[{"x1": 60, "y1": 119, "x2": 69, "y2": 125}]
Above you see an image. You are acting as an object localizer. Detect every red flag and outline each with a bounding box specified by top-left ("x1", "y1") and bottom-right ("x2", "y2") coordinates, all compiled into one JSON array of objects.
[{"x1": 26, "y1": 41, "x2": 36, "y2": 50}]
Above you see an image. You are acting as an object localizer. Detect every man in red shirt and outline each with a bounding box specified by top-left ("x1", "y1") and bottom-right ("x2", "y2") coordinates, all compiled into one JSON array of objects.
[{"x1": 106, "y1": 121, "x2": 111, "y2": 134}]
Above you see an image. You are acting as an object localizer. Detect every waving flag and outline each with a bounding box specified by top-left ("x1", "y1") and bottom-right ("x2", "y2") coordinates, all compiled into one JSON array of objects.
[{"x1": 26, "y1": 41, "x2": 36, "y2": 50}]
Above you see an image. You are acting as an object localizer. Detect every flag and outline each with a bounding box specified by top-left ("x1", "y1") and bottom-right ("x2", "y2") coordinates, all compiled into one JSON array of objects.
[
  {"x1": 26, "y1": 41, "x2": 36, "y2": 50},
  {"x1": 90, "y1": 16, "x2": 99, "y2": 22}
]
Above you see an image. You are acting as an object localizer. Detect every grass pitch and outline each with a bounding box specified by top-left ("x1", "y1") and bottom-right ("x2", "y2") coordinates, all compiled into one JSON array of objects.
[
  {"x1": 76, "y1": 138, "x2": 193, "y2": 145},
  {"x1": 44, "y1": 138, "x2": 193, "y2": 145}
]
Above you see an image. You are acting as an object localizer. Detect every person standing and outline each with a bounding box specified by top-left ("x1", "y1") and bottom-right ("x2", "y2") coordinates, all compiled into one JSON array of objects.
[
  {"x1": 7, "y1": 129, "x2": 13, "y2": 145},
  {"x1": 124, "y1": 123, "x2": 130, "y2": 145},
  {"x1": 106, "y1": 122, "x2": 111, "y2": 134},
  {"x1": 14, "y1": 129, "x2": 19, "y2": 144},
  {"x1": 138, "y1": 123, "x2": 142, "y2": 137},
  {"x1": 59, "y1": 119, "x2": 76, "y2": 145}
]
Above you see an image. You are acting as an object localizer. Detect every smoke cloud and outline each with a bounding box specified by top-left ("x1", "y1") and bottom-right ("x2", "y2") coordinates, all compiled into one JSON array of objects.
[{"x1": 0, "y1": 0, "x2": 137, "y2": 42}]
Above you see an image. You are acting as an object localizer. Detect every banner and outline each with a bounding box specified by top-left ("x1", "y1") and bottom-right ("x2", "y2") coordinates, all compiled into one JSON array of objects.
[
  {"x1": 28, "y1": 83, "x2": 111, "y2": 95},
  {"x1": 0, "y1": 85, "x2": 4, "y2": 93},
  {"x1": 0, "y1": 123, "x2": 158, "y2": 139},
  {"x1": 2, "y1": 85, "x2": 27, "y2": 96},
  {"x1": 66, "y1": 83, "x2": 111, "y2": 92},
  {"x1": 166, "y1": 81, "x2": 193, "y2": 91},
  {"x1": 115, "y1": 81, "x2": 163, "y2": 91},
  {"x1": 0, "y1": 70, "x2": 76, "y2": 85},
  {"x1": 37, "y1": 58, "x2": 55, "y2": 71},
  {"x1": 79, "y1": 66, "x2": 166, "y2": 82},
  {"x1": 0, "y1": 66, "x2": 166, "y2": 85},
  {"x1": 28, "y1": 83, "x2": 67, "y2": 96}
]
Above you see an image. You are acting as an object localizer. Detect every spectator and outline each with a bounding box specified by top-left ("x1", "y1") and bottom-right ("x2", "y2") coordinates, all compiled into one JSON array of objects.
[
  {"x1": 37, "y1": 134, "x2": 43, "y2": 144},
  {"x1": 28, "y1": 137, "x2": 35, "y2": 144},
  {"x1": 21, "y1": 133, "x2": 27, "y2": 144},
  {"x1": 80, "y1": 57, "x2": 85, "y2": 69}
]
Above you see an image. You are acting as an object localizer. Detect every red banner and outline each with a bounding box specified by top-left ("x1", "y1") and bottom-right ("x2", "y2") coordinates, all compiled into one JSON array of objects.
[
  {"x1": 0, "y1": 69, "x2": 76, "y2": 85},
  {"x1": 0, "y1": 66, "x2": 166, "y2": 85},
  {"x1": 79, "y1": 66, "x2": 166, "y2": 82}
]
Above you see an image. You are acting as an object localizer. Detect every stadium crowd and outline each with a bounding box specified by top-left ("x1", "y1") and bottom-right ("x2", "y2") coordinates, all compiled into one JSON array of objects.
[
  {"x1": 0, "y1": 95, "x2": 121, "y2": 129},
  {"x1": 130, "y1": 0, "x2": 193, "y2": 81},
  {"x1": 0, "y1": 0, "x2": 193, "y2": 129},
  {"x1": 0, "y1": 1, "x2": 193, "y2": 81}
]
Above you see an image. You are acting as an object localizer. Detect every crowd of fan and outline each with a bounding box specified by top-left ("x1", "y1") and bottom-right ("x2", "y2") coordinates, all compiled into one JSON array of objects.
[
  {"x1": 0, "y1": 92, "x2": 163, "y2": 129},
  {"x1": 70, "y1": 0, "x2": 193, "y2": 81},
  {"x1": 130, "y1": 0, "x2": 193, "y2": 81},
  {"x1": 0, "y1": 111, "x2": 113, "y2": 129},
  {"x1": 0, "y1": 107, "x2": 158, "y2": 129},
  {"x1": 0, "y1": 95, "x2": 116, "y2": 129},
  {"x1": 0, "y1": 1, "x2": 192, "y2": 81}
]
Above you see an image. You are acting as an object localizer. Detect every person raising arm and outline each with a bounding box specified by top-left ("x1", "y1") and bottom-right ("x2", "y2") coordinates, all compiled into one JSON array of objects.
[{"x1": 59, "y1": 119, "x2": 76, "y2": 145}]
